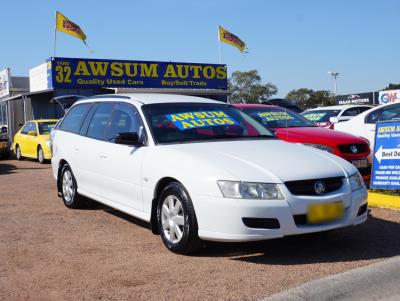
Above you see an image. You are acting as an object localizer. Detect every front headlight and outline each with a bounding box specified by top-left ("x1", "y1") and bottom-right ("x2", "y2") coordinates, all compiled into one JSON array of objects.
[
  {"x1": 349, "y1": 172, "x2": 364, "y2": 191},
  {"x1": 303, "y1": 143, "x2": 334, "y2": 153},
  {"x1": 218, "y1": 181, "x2": 284, "y2": 199}
]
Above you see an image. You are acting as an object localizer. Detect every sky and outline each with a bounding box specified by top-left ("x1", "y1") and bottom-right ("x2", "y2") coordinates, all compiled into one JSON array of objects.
[{"x1": 1, "y1": 0, "x2": 399, "y2": 97}]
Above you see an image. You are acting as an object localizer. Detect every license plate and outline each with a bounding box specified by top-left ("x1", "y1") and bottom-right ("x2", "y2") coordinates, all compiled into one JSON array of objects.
[
  {"x1": 352, "y1": 159, "x2": 368, "y2": 168},
  {"x1": 307, "y1": 202, "x2": 344, "y2": 224}
]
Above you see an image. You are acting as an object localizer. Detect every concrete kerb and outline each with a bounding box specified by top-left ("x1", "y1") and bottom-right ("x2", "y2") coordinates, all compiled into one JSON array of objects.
[{"x1": 261, "y1": 256, "x2": 400, "y2": 301}]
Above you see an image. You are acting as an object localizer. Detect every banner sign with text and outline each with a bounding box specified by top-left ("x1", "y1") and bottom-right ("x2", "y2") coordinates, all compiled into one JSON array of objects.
[
  {"x1": 49, "y1": 57, "x2": 228, "y2": 90},
  {"x1": 378, "y1": 89, "x2": 400, "y2": 105},
  {"x1": 336, "y1": 92, "x2": 374, "y2": 105},
  {"x1": 370, "y1": 121, "x2": 400, "y2": 189}
]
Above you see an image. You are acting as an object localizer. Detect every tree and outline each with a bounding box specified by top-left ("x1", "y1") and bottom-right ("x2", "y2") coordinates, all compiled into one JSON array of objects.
[
  {"x1": 228, "y1": 70, "x2": 278, "y2": 103},
  {"x1": 286, "y1": 89, "x2": 335, "y2": 110},
  {"x1": 383, "y1": 83, "x2": 400, "y2": 91}
]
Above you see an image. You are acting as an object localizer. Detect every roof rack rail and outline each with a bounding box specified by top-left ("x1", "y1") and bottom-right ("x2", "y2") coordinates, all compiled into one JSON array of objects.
[{"x1": 83, "y1": 94, "x2": 131, "y2": 100}]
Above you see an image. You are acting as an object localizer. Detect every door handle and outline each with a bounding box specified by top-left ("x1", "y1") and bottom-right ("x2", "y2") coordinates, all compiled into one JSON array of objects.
[
  {"x1": 74, "y1": 147, "x2": 79, "y2": 151},
  {"x1": 99, "y1": 155, "x2": 107, "y2": 159}
]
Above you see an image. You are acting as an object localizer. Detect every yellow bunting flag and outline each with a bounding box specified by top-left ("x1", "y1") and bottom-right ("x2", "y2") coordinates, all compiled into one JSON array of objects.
[
  {"x1": 56, "y1": 11, "x2": 87, "y2": 44},
  {"x1": 218, "y1": 25, "x2": 246, "y2": 53}
]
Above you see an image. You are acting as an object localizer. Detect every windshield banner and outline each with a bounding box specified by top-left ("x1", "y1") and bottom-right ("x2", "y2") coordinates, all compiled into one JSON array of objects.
[
  {"x1": 49, "y1": 57, "x2": 227, "y2": 90},
  {"x1": 166, "y1": 111, "x2": 238, "y2": 130},
  {"x1": 257, "y1": 111, "x2": 293, "y2": 121},
  {"x1": 302, "y1": 112, "x2": 326, "y2": 121},
  {"x1": 336, "y1": 92, "x2": 374, "y2": 105}
]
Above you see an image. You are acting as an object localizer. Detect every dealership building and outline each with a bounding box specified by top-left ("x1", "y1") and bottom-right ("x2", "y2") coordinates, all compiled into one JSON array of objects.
[{"x1": 0, "y1": 57, "x2": 229, "y2": 141}]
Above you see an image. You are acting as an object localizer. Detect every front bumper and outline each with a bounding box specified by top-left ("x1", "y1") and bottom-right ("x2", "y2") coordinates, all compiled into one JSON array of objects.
[{"x1": 193, "y1": 184, "x2": 368, "y2": 242}]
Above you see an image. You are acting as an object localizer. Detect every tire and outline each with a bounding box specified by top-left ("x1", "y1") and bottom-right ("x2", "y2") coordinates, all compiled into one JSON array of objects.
[
  {"x1": 60, "y1": 164, "x2": 84, "y2": 209},
  {"x1": 15, "y1": 145, "x2": 22, "y2": 160},
  {"x1": 37, "y1": 146, "x2": 45, "y2": 164},
  {"x1": 157, "y1": 182, "x2": 200, "y2": 254}
]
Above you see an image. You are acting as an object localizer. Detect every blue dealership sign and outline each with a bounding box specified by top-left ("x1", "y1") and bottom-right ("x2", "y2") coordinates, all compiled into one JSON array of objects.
[
  {"x1": 49, "y1": 57, "x2": 227, "y2": 90},
  {"x1": 370, "y1": 121, "x2": 400, "y2": 189}
]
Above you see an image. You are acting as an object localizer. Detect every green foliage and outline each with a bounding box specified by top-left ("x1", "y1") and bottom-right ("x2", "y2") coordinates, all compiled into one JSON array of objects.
[
  {"x1": 228, "y1": 70, "x2": 278, "y2": 103},
  {"x1": 286, "y1": 88, "x2": 335, "y2": 110},
  {"x1": 383, "y1": 83, "x2": 400, "y2": 91}
]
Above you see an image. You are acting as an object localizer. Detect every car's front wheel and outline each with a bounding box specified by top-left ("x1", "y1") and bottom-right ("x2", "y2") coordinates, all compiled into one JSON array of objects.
[
  {"x1": 61, "y1": 164, "x2": 84, "y2": 209},
  {"x1": 15, "y1": 145, "x2": 22, "y2": 160},
  {"x1": 157, "y1": 182, "x2": 200, "y2": 254},
  {"x1": 37, "y1": 146, "x2": 45, "y2": 164}
]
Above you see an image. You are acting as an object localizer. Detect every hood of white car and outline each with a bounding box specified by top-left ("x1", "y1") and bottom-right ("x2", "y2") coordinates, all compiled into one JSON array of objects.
[{"x1": 163, "y1": 139, "x2": 357, "y2": 183}]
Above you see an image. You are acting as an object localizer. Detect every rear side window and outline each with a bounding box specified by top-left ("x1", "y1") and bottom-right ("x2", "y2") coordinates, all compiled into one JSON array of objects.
[
  {"x1": 358, "y1": 107, "x2": 372, "y2": 114},
  {"x1": 59, "y1": 103, "x2": 92, "y2": 134},
  {"x1": 365, "y1": 110, "x2": 381, "y2": 124},
  {"x1": 379, "y1": 105, "x2": 400, "y2": 122},
  {"x1": 342, "y1": 108, "x2": 359, "y2": 116},
  {"x1": 86, "y1": 103, "x2": 114, "y2": 140}
]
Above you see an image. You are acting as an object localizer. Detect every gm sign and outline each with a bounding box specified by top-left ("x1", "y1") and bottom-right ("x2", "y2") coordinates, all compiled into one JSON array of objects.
[{"x1": 379, "y1": 89, "x2": 400, "y2": 104}]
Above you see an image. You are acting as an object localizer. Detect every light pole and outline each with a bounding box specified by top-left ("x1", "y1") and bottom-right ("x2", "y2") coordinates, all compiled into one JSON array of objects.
[{"x1": 328, "y1": 71, "x2": 339, "y2": 95}]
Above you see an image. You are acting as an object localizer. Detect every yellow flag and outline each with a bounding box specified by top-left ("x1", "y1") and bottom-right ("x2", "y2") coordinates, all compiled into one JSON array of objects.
[
  {"x1": 218, "y1": 26, "x2": 246, "y2": 53},
  {"x1": 56, "y1": 11, "x2": 87, "y2": 43}
]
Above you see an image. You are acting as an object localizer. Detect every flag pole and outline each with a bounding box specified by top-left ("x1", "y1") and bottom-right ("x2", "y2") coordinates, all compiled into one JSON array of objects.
[
  {"x1": 217, "y1": 25, "x2": 222, "y2": 64},
  {"x1": 53, "y1": 11, "x2": 57, "y2": 57}
]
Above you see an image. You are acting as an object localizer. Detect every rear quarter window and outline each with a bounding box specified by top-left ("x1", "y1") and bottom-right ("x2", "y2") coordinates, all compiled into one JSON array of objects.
[{"x1": 59, "y1": 103, "x2": 92, "y2": 134}]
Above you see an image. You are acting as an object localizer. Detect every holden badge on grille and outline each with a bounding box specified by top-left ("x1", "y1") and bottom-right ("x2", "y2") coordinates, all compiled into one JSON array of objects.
[
  {"x1": 350, "y1": 145, "x2": 358, "y2": 153},
  {"x1": 314, "y1": 181, "x2": 326, "y2": 195}
]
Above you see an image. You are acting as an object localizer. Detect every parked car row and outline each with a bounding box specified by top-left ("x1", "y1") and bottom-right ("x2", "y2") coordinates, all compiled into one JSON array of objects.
[{"x1": 6, "y1": 95, "x2": 400, "y2": 254}]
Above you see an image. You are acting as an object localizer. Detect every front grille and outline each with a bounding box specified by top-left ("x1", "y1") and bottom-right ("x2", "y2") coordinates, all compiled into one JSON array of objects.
[
  {"x1": 242, "y1": 218, "x2": 280, "y2": 229},
  {"x1": 285, "y1": 177, "x2": 343, "y2": 196},
  {"x1": 337, "y1": 143, "x2": 369, "y2": 154}
]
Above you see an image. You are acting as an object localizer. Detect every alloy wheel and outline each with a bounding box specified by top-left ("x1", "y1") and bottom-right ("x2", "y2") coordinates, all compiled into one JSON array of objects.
[
  {"x1": 62, "y1": 169, "x2": 74, "y2": 204},
  {"x1": 161, "y1": 195, "x2": 185, "y2": 244}
]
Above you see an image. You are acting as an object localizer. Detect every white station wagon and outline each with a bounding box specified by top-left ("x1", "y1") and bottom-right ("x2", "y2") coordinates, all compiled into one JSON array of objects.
[{"x1": 51, "y1": 94, "x2": 368, "y2": 254}]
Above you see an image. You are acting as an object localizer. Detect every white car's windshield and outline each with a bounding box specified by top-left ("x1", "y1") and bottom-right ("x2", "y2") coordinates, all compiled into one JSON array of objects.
[{"x1": 142, "y1": 102, "x2": 274, "y2": 144}]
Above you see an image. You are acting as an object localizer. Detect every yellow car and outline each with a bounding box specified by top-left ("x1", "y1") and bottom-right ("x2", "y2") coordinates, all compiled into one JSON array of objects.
[{"x1": 13, "y1": 119, "x2": 59, "y2": 163}]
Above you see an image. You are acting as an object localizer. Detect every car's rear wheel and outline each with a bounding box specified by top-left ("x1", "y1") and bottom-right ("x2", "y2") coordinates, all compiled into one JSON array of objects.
[
  {"x1": 15, "y1": 145, "x2": 22, "y2": 160},
  {"x1": 157, "y1": 182, "x2": 200, "y2": 254},
  {"x1": 61, "y1": 164, "x2": 84, "y2": 209},
  {"x1": 37, "y1": 146, "x2": 45, "y2": 164}
]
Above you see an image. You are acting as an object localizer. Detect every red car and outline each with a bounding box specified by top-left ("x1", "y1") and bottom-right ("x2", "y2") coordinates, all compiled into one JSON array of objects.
[{"x1": 234, "y1": 104, "x2": 371, "y2": 180}]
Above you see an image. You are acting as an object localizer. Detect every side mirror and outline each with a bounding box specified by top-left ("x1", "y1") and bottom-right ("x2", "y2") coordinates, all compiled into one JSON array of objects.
[
  {"x1": 329, "y1": 117, "x2": 339, "y2": 123},
  {"x1": 28, "y1": 131, "x2": 37, "y2": 137},
  {"x1": 115, "y1": 132, "x2": 142, "y2": 146}
]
